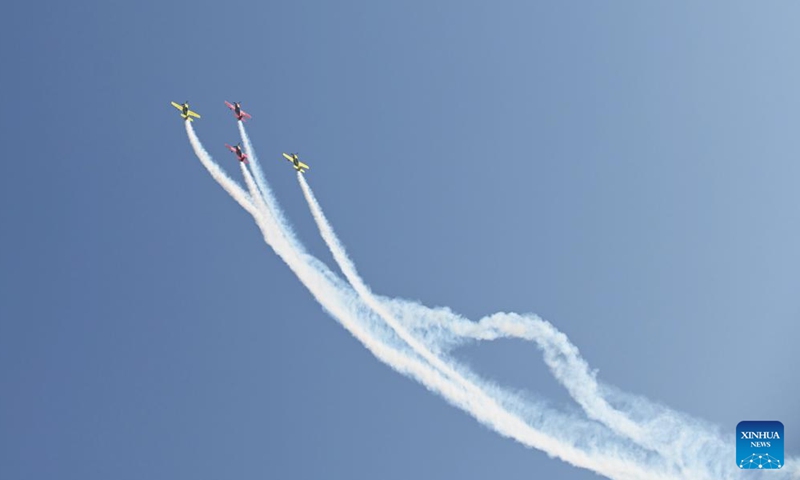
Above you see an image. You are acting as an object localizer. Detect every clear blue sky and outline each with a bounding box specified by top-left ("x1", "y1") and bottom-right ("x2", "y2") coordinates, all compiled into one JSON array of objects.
[{"x1": 1, "y1": 1, "x2": 798, "y2": 479}]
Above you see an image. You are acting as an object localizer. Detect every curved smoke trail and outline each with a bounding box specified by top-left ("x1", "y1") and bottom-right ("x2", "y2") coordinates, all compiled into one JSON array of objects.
[
  {"x1": 230, "y1": 129, "x2": 663, "y2": 479},
  {"x1": 296, "y1": 173, "x2": 741, "y2": 479},
  {"x1": 298, "y1": 174, "x2": 799, "y2": 479},
  {"x1": 182, "y1": 122, "x2": 797, "y2": 480},
  {"x1": 186, "y1": 122, "x2": 255, "y2": 215}
]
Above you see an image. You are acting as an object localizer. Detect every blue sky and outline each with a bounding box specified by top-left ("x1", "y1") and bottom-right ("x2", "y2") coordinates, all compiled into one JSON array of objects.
[{"x1": 1, "y1": 1, "x2": 798, "y2": 479}]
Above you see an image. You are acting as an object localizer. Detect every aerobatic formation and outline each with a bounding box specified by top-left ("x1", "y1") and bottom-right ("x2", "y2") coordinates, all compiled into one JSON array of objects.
[
  {"x1": 172, "y1": 100, "x2": 798, "y2": 480},
  {"x1": 172, "y1": 101, "x2": 310, "y2": 173}
]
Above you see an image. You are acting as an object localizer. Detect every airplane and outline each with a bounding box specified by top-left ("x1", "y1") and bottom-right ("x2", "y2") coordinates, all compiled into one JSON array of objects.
[
  {"x1": 225, "y1": 143, "x2": 248, "y2": 163},
  {"x1": 282, "y1": 153, "x2": 310, "y2": 173},
  {"x1": 224, "y1": 101, "x2": 252, "y2": 121},
  {"x1": 171, "y1": 101, "x2": 201, "y2": 121}
]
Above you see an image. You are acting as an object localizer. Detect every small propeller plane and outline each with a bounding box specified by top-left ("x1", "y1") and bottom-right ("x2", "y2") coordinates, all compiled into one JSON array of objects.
[
  {"x1": 225, "y1": 143, "x2": 248, "y2": 163},
  {"x1": 283, "y1": 153, "x2": 310, "y2": 173},
  {"x1": 225, "y1": 101, "x2": 252, "y2": 121},
  {"x1": 171, "y1": 101, "x2": 201, "y2": 121}
]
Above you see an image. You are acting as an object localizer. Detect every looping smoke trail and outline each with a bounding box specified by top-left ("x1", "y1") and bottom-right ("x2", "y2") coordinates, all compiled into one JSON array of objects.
[
  {"x1": 296, "y1": 173, "x2": 669, "y2": 449},
  {"x1": 244, "y1": 169, "x2": 664, "y2": 480},
  {"x1": 188, "y1": 124, "x2": 664, "y2": 479},
  {"x1": 382, "y1": 301, "x2": 736, "y2": 478},
  {"x1": 295, "y1": 170, "x2": 798, "y2": 479},
  {"x1": 297, "y1": 174, "x2": 718, "y2": 475},
  {"x1": 184, "y1": 123, "x2": 798, "y2": 480}
]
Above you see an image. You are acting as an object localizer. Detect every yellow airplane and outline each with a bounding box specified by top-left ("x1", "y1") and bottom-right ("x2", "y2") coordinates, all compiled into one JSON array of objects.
[
  {"x1": 171, "y1": 101, "x2": 201, "y2": 121},
  {"x1": 283, "y1": 153, "x2": 310, "y2": 173}
]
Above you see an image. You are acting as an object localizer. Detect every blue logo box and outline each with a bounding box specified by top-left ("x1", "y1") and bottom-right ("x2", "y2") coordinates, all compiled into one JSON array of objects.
[{"x1": 737, "y1": 421, "x2": 784, "y2": 470}]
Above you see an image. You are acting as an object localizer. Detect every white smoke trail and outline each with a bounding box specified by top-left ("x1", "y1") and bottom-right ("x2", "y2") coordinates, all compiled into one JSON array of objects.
[
  {"x1": 392, "y1": 305, "x2": 800, "y2": 478},
  {"x1": 237, "y1": 120, "x2": 300, "y2": 242},
  {"x1": 297, "y1": 174, "x2": 685, "y2": 468},
  {"x1": 295, "y1": 172, "x2": 662, "y2": 469},
  {"x1": 185, "y1": 122, "x2": 256, "y2": 216},
  {"x1": 383, "y1": 302, "x2": 736, "y2": 478},
  {"x1": 184, "y1": 123, "x2": 797, "y2": 480},
  {"x1": 238, "y1": 166, "x2": 665, "y2": 480},
  {"x1": 237, "y1": 121, "x2": 266, "y2": 198},
  {"x1": 296, "y1": 173, "x2": 798, "y2": 479},
  {"x1": 297, "y1": 174, "x2": 516, "y2": 413},
  {"x1": 296, "y1": 173, "x2": 647, "y2": 441},
  {"x1": 189, "y1": 125, "x2": 663, "y2": 479},
  {"x1": 236, "y1": 162, "x2": 461, "y2": 383}
]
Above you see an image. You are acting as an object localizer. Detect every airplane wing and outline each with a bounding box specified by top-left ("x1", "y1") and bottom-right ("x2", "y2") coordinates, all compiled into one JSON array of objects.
[
  {"x1": 171, "y1": 101, "x2": 183, "y2": 111},
  {"x1": 241, "y1": 111, "x2": 252, "y2": 120},
  {"x1": 298, "y1": 162, "x2": 309, "y2": 170},
  {"x1": 282, "y1": 153, "x2": 294, "y2": 162},
  {"x1": 224, "y1": 101, "x2": 234, "y2": 110},
  {"x1": 225, "y1": 144, "x2": 236, "y2": 152},
  {"x1": 187, "y1": 110, "x2": 201, "y2": 118}
]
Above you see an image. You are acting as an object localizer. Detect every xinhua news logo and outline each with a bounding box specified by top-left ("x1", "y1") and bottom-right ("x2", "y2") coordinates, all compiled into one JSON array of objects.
[{"x1": 737, "y1": 421, "x2": 784, "y2": 470}]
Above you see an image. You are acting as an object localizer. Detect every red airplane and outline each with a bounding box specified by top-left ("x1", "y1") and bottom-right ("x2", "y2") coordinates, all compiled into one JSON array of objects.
[
  {"x1": 225, "y1": 143, "x2": 248, "y2": 163},
  {"x1": 224, "y1": 101, "x2": 252, "y2": 121}
]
